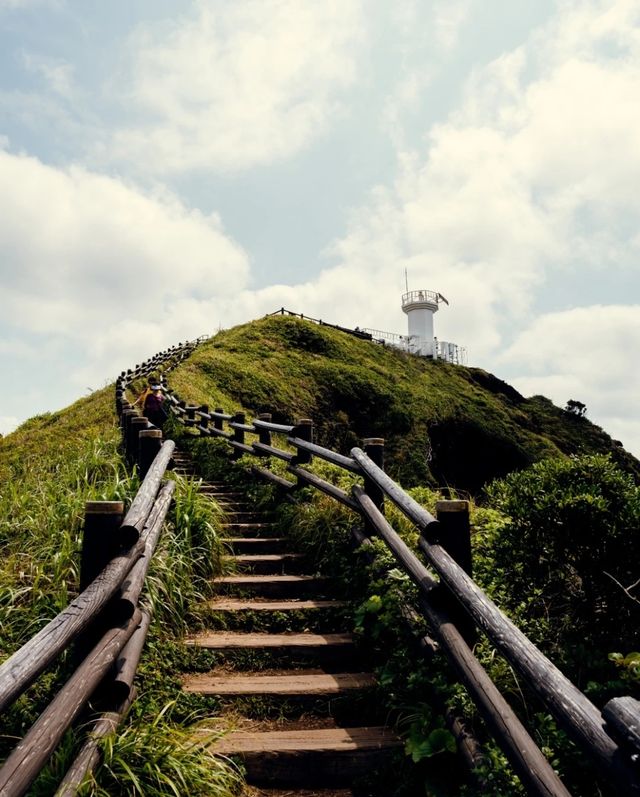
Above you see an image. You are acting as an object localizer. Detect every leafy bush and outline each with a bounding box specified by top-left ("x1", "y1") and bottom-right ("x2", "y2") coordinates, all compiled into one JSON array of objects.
[{"x1": 486, "y1": 455, "x2": 640, "y2": 677}]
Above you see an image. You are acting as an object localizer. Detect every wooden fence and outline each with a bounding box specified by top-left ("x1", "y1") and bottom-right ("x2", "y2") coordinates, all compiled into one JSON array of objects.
[
  {"x1": 162, "y1": 383, "x2": 640, "y2": 797},
  {"x1": 0, "y1": 340, "x2": 198, "y2": 796},
  {"x1": 266, "y1": 307, "x2": 382, "y2": 343}
]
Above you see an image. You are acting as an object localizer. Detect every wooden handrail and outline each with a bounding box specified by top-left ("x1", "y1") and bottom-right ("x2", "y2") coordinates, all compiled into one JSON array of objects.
[
  {"x1": 288, "y1": 436, "x2": 361, "y2": 473},
  {"x1": 0, "y1": 610, "x2": 141, "y2": 797},
  {"x1": 0, "y1": 539, "x2": 144, "y2": 714},
  {"x1": 352, "y1": 486, "x2": 573, "y2": 797},
  {"x1": 158, "y1": 346, "x2": 640, "y2": 795}
]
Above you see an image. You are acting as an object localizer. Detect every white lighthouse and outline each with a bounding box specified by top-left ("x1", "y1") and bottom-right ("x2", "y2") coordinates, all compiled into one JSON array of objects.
[{"x1": 401, "y1": 289, "x2": 448, "y2": 357}]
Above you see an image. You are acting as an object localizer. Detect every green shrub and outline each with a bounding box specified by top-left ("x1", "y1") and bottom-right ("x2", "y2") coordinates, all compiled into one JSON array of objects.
[{"x1": 486, "y1": 455, "x2": 640, "y2": 676}]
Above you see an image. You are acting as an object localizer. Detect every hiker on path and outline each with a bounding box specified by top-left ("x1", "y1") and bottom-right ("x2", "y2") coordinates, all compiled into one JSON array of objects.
[
  {"x1": 134, "y1": 378, "x2": 156, "y2": 409},
  {"x1": 143, "y1": 383, "x2": 168, "y2": 429}
]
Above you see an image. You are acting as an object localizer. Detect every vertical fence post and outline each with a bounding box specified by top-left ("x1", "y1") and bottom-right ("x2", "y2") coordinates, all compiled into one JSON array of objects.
[
  {"x1": 186, "y1": 405, "x2": 196, "y2": 427},
  {"x1": 363, "y1": 438, "x2": 385, "y2": 535},
  {"x1": 293, "y1": 419, "x2": 313, "y2": 465},
  {"x1": 75, "y1": 501, "x2": 126, "y2": 664},
  {"x1": 120, "y1": 409, "x2": 136, "y2": 450},
  {"x1": 256, "y1": 413, "x2": 272, "y2": 447},
  {"x1": 434, "y1": 499, "x2": 475, "y2": 642},
  {"x1": 199, "y1": 404, "x2": 209, "y2": 436},
  {"x1": 138, "y1": 429, "x2": 163, "y2": 479},
  {"x1": 79, "y1": 502, "x2": 125, "y2": 593},
  {"x1": 363, "y1": 438, "x2": 385, "y2": 512},
  {"x1": 214, "y1": 407, "x2": 224, "y2": 433},
  {"x1": 436, "y1": 500, "x2": 472, "y2": 577},
  {"x1": 128, "y1": 417, "x2": 149, "y2": 467},
  {"x1": 231, "y1": 412, "x2": 245, "y2": 460}
]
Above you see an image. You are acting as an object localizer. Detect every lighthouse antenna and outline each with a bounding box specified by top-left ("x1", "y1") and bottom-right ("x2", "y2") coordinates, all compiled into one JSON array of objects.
[{"x1": 404, "y1": 268, "x2": 409, "y2": 293}]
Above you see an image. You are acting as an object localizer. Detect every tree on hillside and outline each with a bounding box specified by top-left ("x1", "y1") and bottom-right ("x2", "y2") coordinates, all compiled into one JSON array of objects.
[{"x1": 565, "y1": 398, "x2": 587, "y2": 417}]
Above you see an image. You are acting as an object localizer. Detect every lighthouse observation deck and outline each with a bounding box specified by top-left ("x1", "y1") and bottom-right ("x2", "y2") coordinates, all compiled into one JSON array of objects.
[{"x1": 401, "y1": 289, "x2": 441, "y2": 309}]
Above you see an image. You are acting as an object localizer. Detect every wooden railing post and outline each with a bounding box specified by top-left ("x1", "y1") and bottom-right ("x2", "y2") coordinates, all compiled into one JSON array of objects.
[
  {"x1": 76, "y1": 500, "x2": 128, "y2": 666},
  {"x1": 433, "y1": 499, "x2": 475, "y2": 643},
  {"x1": 199, "y1": 404, "x2": 209, "y2": 436},
  {"x1": 214, "y1": 407, "x2": 224, "y2": 432},
  {"x1": 293, "y1": 418, "x2": 313, "y2": 465},
  {"x1": 137, "y1": 428, "x2": 162, "y2": 479},
  {"x1": 362, "y1": 438, "x2": 385, "y2": 535},
  {"x1": 256, "y1": 413, "x2": 272, "y2": 446},
  {"x1": 128, "y1": 417, "x2": 149, "y2": 467},
  {"x1": 231, "y1": 412, "x2": 245, "y2": 460},
  {"x1": 120, "y1": 409, "x2": 136, "y2": 450},
  {"x1": 79, "y1": 502, "x2": 126, "y2": 593},
  {"x1": 363, "y1": 436, "x2": 385, "y2": 508},
  {"x1": 436, "y1": 500, "x2": 472, "y2": 577},
  {"x1": 186, "y1": 405, "x2": 196, "y2": 427}
]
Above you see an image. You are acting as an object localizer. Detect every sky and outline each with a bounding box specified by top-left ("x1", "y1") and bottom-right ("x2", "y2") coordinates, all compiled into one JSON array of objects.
[{"x1": 1, "y1": 0, "x2": 639, "y2": 457}]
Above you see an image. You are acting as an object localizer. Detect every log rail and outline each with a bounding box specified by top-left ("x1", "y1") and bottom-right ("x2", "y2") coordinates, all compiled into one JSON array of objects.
[
  {"x1": 162, "y1": 370, "x2": 640, "y2": 797},
  {"x1": 0, "y1": 340, "x2": 198, "y2": 797}
]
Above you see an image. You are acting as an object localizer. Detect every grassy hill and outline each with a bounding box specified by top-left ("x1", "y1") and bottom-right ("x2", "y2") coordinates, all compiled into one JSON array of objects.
[
  {"x1": 167, "y1": 315, "x2": 639, "y2": 492},
  {"x1": 2, "y1": 316, "x2": 638, "y2": 796}
]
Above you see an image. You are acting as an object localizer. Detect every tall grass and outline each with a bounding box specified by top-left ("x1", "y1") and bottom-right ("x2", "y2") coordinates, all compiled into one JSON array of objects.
[{"x1": 0, "y1": 387, "x2": 241, "y2": 796}]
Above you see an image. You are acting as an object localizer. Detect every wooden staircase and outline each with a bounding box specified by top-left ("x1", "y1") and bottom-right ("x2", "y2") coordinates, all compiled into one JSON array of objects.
[{"x1": 171, "y1": 451, "x2": 401, "y2": 795}]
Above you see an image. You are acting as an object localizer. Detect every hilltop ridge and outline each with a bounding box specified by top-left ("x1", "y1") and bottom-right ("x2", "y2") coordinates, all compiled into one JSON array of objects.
[{"x1": 166, "y1": 315, "x2": 639, "y2": 492}]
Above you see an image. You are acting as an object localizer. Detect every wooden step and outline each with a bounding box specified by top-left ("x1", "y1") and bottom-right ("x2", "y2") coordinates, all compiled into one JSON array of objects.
[
  {"x1": 244, "y1": 790, "x2": 352, "y2": 797},
  {"x1": 209, "y1": 727, "x2": 401, "y2": 787},
  {"x1": 223, "y1": 524, "x2": 277, "y2": 538},
  {"x1": 184, "y1": 672, "x2": 375, "y2": 697},
  {"x1": 201, "y1": 490, "x2": 246, "y2": 497},
  {"x1": 185, "y1": 632, "x2": 355, "y2": 654},
  {"x1": 214, "y1": 575, "x2": 332, "y2": 598},
  {"x1": 207, "y1": 598, "x2": 347, "y2": 612},
  {"x1": 244, "y1": 791, "x2": 352, "y2": 797},
  {"x1": 225, "y1": 513, "x2": 275, "y2": 523},
  {"x1": 227, "y1": 538, "x2": 287, "y2": 554},
  {"x1": 227, "y1": 554, "x2": 305, "y2": 575}
]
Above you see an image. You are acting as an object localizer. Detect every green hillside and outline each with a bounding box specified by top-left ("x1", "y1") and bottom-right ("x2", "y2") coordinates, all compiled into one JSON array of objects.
[
  {"x1": 167, "y1": 315, "x2": 639, "y2": 492},
  {"x1": 1, "y1": 317, "x2": 638, "y2": 796}
]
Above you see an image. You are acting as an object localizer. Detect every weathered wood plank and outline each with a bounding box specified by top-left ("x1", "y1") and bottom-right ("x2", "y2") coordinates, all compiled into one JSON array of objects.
[
  {"x1": 183, "y1": 672, "x2": 375, "y2": 696},
  {"x1": 287, "y1": 466, "x2": 358, "y2": 512},
  {"x1": 352, "y1": 486, "x2": 573, "y2": 797},
  {"x1": 185, "y1": 632, "x2": 354, "y2": 650},
  {"x1": 120, "y1": 440, "x2": 175, "y2": 539},
  {"x1": 603, "y1": 697, "x2": 640, "y2": 754},
  {"x1": 352, "y1": 449, "x2": 640, "y2": 795},
  {"x1": 0, "y1": 540, "x2": 144, "y2": 713},
  {"x1": 207, "y1": 599, "x2": 346, "y2": 612},
  {"x1": 0, "y1": 612, "x2": 141, "y2": 797},
  {"x1": 211, "y1": 726, "x2": 401, "y2": 754}
]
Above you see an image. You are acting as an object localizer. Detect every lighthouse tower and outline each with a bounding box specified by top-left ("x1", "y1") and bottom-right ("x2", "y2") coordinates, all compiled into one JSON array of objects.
[{"x1": 401, "y1": 289, "x2": 447, "y2": 357}]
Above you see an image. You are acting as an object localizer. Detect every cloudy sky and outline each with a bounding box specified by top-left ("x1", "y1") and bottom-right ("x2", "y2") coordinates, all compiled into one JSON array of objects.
[{"x1": 1, "y1": 0, "x2": 639, "y2": 456}]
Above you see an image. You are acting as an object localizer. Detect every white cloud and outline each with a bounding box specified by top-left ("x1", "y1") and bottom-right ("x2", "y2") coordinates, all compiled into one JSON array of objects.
[
  {"x1": 21, "y1": 52, "x2": 75, "y2": 98},
  {"x1": 308, "y1": 0, "x2": 640, "y2": 344},
  {"x1": 0, "y1": 149, "x2": 249, "y2": 385},
  {"x1": 501, "y1": 305, "x2": 640, "y2": 455},
  {"x1": 0, "y1": 0, "x2": 61, "y2": 9},
  {"x1": 0, "y1": 416, "x2": 19, "y2": 436},
  {"x1": 433, "y1": 0, "x2": 471, "y2": 51},
  {"x1": 107, "y1": 0, "x2": 365, "y2": 173}
]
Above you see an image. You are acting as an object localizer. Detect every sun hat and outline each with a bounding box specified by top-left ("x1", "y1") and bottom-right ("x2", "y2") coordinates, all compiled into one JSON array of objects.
[{"x1": 151, "y1": 384, "x2": 162, "y2": 390}]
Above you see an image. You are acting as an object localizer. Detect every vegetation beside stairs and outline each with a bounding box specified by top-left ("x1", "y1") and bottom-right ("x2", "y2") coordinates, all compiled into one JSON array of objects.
[{"x1": 171, "y1": 447, "x2": 403, "y2": 795}]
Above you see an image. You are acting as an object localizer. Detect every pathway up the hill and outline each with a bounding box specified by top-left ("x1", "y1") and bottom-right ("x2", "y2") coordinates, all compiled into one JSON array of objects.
[{"x1": 171, "y1": 450, "x2": 402, "y2": 796}]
